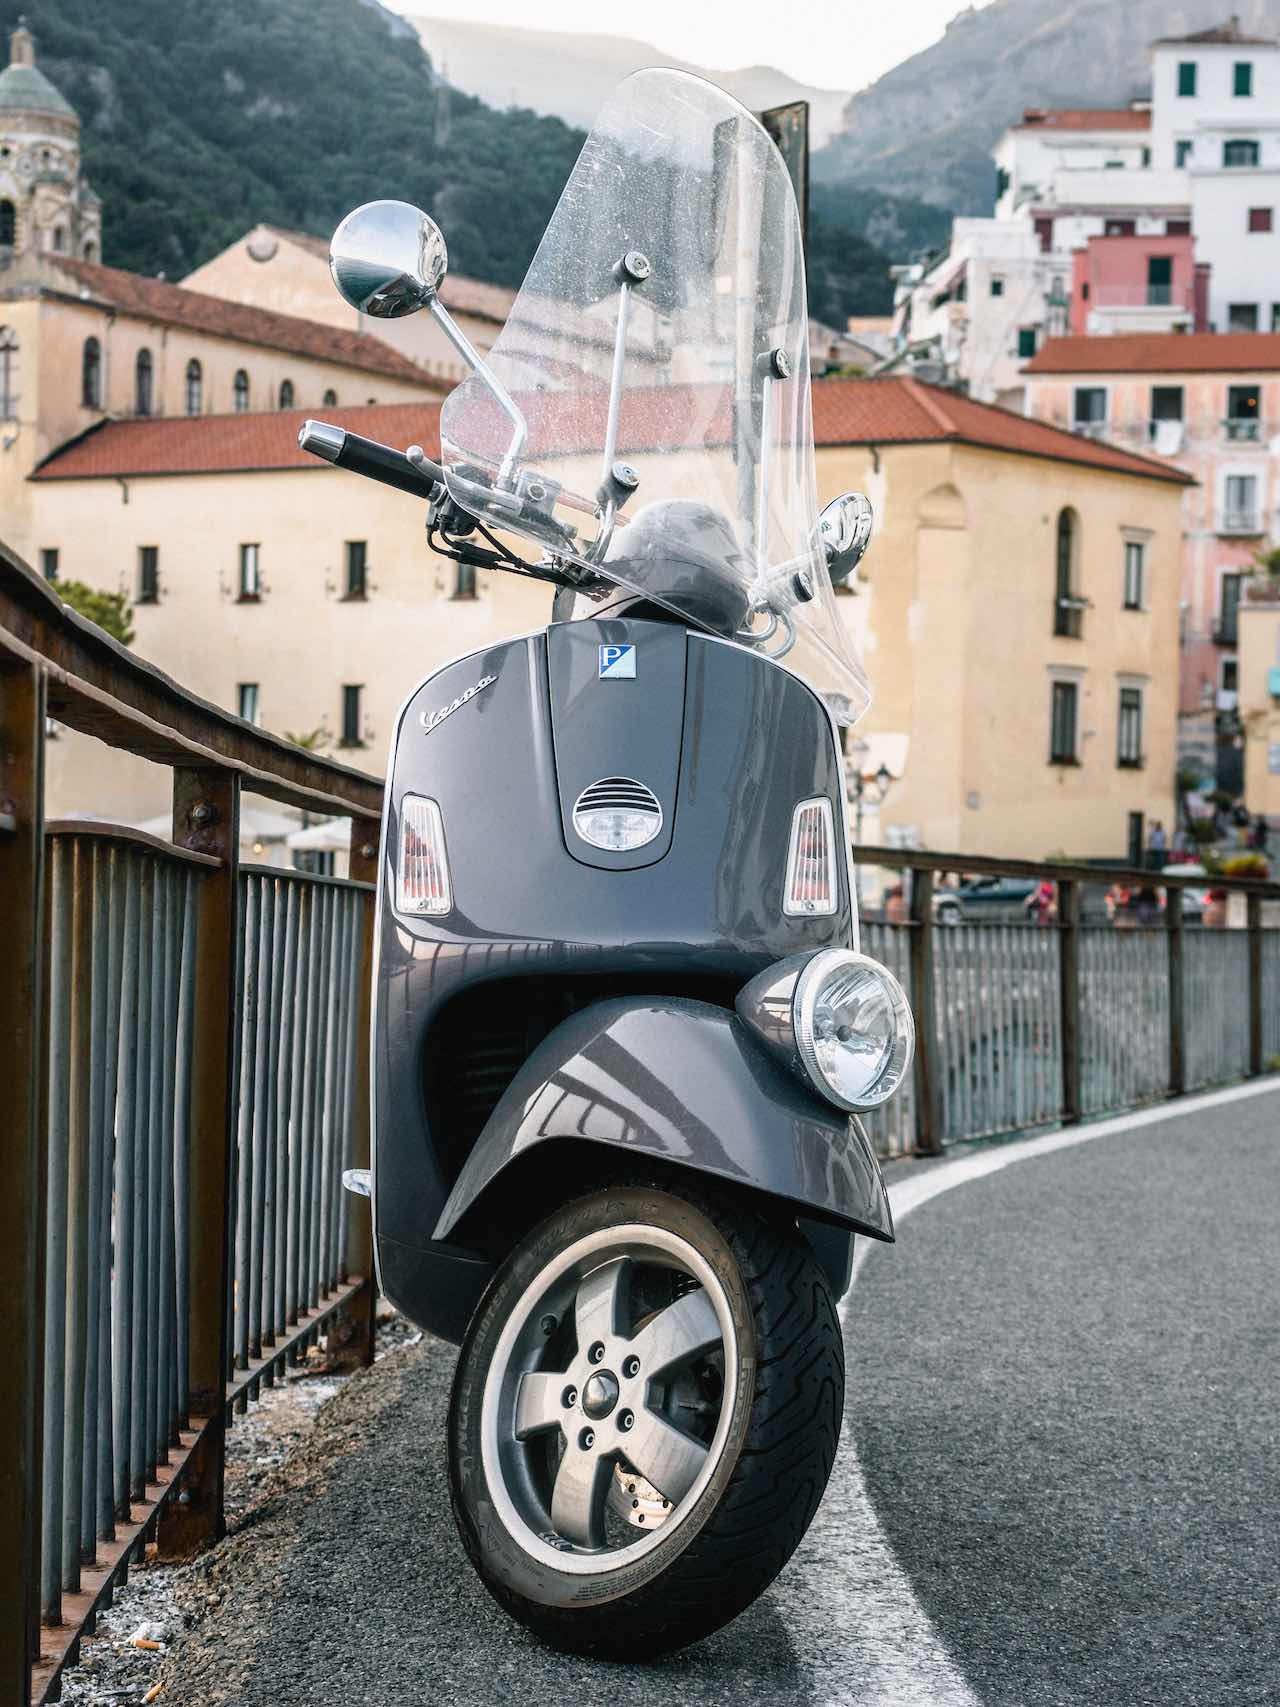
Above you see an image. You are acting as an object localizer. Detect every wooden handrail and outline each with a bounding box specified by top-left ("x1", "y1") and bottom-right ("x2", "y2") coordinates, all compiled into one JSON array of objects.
[{"x1": 851, "y1": 842, "x2": 1280, "y2": 899}]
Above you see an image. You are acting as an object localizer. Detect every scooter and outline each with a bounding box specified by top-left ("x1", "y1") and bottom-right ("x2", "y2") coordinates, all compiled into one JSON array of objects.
[{"x1": 300, "y1": 67, "x2": 913, "y2": 1658}]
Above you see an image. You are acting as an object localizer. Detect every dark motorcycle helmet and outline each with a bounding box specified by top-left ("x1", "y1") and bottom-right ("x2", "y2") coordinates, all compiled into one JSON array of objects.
[{"x1": 599, "y1": 499, "x2": 754, "y2": 638}]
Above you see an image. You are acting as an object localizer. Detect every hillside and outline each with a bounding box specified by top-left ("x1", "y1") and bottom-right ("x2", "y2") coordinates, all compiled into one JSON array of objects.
[
  {"x1": 0, "y1": 0, "x2": 897, "y2": 320},
  {"x1": 405, "y1": 15, "x2": 853, "y2": 145},
  {"x1": 814, "y1": 0, "x2": 1280, "y2": 212}
]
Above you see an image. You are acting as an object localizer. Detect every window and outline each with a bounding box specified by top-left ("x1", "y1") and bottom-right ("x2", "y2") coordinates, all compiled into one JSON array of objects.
[
  {"x1": 81, "y1": 336, "x2": 102, "y2": 408},
  {"x1": 1223, "y1": 139, "x2": 1259, "y2": 168},
  {"x1": 237, "y1": 683, "x2": 261, "y2": 726},
  {"x1": 0, "y1": 199, "x2": 13, "y2": 246},
  {"x1": 1146, "y1": 255, "x2": 1172, "y2": 305},
  {"x1": 1123, "y1": 541, "x2": 1145, "y2": 610},
  {"x1": 1104, "y1": 159, "x2": 1124, "y2": 170},
  {"x1": 340, "y1": 684, "x2": 363, "y2": 748},
  {"x1": 1174, "y1": 140, "x2": 1193, "y2": 168},
  {"x1": 1072, "y1": 387, "x2": 1107, "y2": 435},
  {"x1": 1016, "y1": 327, "x2": 1037, "y2": 359},
  {"x1": 1034, "y1": 217, "x2": 1053, "y2": 253},
  {"x1": 137, "y1": 545, "x2": 159, "y2": 604},
  {"x1": 1117, "y1": 687, "x2": 1144, "y2": 768},
  {"x1": 344, "y1": 539, "x2": 367, "y2": 599},
  {"x1": 233, "y1": 369, "x2": 250, "y2": 412},
  {"x1": 1234, "y1": 61, "x2": 1253, "y2": 97},
  {"x1": 1273, "y1": 304, "x2": 1280, "y2": 332},
  {"x1": 322, "y1": 388, "x2": 338, "y2": 406},
  {"x1": 1218, "y1": 572, "x2": 1243, "y2": 644},
  {"x1": 1248, "y1": 207, "x2": 1273, "y2": 232},
  {"x1": 1226, "y1": 384, "x2": 1261, "y2": 438},
  {"x1": 990, "y1": 276, "x2": 1004, "y2": 297},
  {"x1": 1166, "y1": 218, "x2": 1191, "y2": 236},
  {"x1": 1177, "y1": 61, "x2": 1197, "y2": 96},
  {"x1": 1228, "y1": 303, "x2": 1258, "y2": 331},
  {"x1": 0, "y1": 325, "x2": 17, "y2": 420},
  {"x1": 1054, "y1": 508, "x2": 1083, "y2": 638},
  {"x1": 453, "y1": 561, "x2": 477, "y2": 599},
  {"x1": 135, "y1": 348, "x2": 153, "y2": 416},
  {"x1": 1150, "y1": 385, "x2": 1184, "y2": 439},
  {"x1": 995, "y1": 166, "x2": 1010, "y2": 198},
  {"x1": 1221, "y1": 657, "x2": 1239, "y2": 695},
  {"x1": 278, "y1": 378, "x2": 294, "y2": 409},
  {"x1": 39, "y1": 548, "x2": 58, "y2": 582},
  {"x1": 185, "y1": 358, "x2": 203, "y2": 416},
  {"x1": 1222, "y1": 474, "x2": 1258, "y2": 532},
  {"x1": 238, "y1": 542, "x2": 261, "y2": 600},
  {"x1": 1104, "y1": 218, "x2": 1135, "y2": 237},
  {"x1": 1141, "y1": 146, "x2": 1151, "y2": 167},
  {"x1": 1081, "y1": 281, "x2": 1090, "y2": 301},
  {"x1": 1050, "y1": 681, "x2": 1079, "y2": 765}
]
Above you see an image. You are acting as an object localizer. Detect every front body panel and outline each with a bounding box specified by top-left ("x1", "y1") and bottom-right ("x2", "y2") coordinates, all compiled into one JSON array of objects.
[{"x1": 372, "y1": 617, "x2": 860, "y2": 1335}]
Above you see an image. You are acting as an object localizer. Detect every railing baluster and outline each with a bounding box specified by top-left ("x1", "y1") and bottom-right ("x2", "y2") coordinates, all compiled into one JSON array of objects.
[
  {"x1": 1248, "y1": 892, "x2": 1264, "y2": 1078},
  {"x1": 174, "y1": 870, "x2": 197, "y2": 1427}
]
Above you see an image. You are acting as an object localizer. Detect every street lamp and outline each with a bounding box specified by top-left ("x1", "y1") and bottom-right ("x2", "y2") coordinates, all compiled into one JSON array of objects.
[{"x1": 848, "y1": 757, "x2": 895, "y2": 904}]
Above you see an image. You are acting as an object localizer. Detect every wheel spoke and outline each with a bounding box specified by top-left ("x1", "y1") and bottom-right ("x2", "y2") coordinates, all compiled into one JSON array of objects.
[
  {"x1": 623, "y1": 1408, "x2": 710, "y2": 1505},
  {"x1": 574, "y1": 1257, "x2": 629, "y2": 1355},
  {"x1": 550, "y1": 1445, "x2": 614, "y2": 1548},
  {"x1": 628, "y1": 1286, "x2": 720, "y2": 1377},
  {"x1": 514, "y1": 1372, "x2": 566, "y2": 1439}
]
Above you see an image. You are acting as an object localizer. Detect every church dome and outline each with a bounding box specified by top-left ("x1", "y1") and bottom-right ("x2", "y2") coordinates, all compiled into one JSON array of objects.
[{"x1": 0, "y1": 22, "x2": 76, "y2": 120}]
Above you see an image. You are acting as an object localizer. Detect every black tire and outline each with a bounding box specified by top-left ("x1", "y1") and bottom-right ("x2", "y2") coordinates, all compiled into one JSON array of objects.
[{"x1": 447, "y1": 1179, "x2": 844, "y2": 1658}]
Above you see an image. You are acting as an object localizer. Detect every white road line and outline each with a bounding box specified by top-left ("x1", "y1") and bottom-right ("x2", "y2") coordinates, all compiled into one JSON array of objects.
[{"x1": 778, "y1": 1076, "x2": 1280, "y2": 1706}]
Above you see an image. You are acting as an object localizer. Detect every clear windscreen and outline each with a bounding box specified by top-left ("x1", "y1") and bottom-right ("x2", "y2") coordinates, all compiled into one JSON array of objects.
[{"x1": 439, "y1": 67, "x2": 870, "y2": 723}]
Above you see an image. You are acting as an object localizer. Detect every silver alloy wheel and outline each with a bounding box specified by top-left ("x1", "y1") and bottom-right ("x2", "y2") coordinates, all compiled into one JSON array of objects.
[{"x1": 478, "y1": 1224, "x2": 739, "y2": 1575}]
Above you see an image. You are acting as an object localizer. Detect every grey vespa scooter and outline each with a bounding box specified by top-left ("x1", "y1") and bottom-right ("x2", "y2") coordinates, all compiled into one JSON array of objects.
[{"x1": 299, "y1": 68, "x2": 913, "y2": 1658}]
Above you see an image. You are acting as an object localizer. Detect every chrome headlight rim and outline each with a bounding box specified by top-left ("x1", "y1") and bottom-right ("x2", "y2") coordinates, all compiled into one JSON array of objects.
[{"x1": 792, "y1": 948, "x2": 915, "y2": 1113}]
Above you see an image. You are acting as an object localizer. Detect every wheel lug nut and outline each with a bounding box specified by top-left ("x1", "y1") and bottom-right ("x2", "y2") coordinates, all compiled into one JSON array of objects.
[
  {"x1": 618, "y1": 1409, "x2": 634, "y2": 1432},
  {"x1": 622, "y1": 1356, "x2": 640, "y2": 1378},
  {"x1": 580, "y1": 1428, "x2": 595, "y2": 1450},
  {"x1": 588, "y1": 1341, "x2": 606, "y2": 1364},
  {"x1": 562, "y1": 1385, "x2": 577, "y2": 1408}
]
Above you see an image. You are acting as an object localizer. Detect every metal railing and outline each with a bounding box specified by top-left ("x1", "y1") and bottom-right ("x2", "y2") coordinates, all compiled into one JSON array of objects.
[
  {"x1": 1, "y1": 544, "x2": 383, "y2": 1707},
  {"x1": 853, "y1": 847, "x2": 1280, "y2": 1158}
]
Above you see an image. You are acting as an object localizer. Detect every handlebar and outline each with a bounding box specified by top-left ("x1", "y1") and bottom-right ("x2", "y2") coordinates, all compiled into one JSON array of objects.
[{"x1": 297, "y1": 420, "x2": 445, "y2": 501}]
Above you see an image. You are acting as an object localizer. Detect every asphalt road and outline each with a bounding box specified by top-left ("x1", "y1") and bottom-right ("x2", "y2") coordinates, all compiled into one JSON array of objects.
[{"x1": 157, "y1": 1085, "x2": 1280, "y2": 1707}]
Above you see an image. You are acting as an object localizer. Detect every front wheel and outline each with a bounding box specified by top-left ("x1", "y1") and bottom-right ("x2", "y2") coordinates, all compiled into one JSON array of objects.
[{"x1": 447, "y1": 1181, "x2": 844, "y2": 1658}]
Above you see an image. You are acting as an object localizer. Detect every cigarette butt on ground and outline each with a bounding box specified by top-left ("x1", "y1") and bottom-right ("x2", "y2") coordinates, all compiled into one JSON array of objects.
[
  {"x1": 132, "y1": 1638, "x2": 162, "y2": 1651},
  {"x1": 144, "y1": 1687, "x2": 162, "y2": 1704}
]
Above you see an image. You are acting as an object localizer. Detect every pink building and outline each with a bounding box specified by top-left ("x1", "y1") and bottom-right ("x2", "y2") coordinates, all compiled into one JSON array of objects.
[
  {"x1": 1024, "y1": 332, "x2": 1280, "y2": 793},
  {"x1": 1069, "y1": 233, "x2": 1209, "y2": 335}
]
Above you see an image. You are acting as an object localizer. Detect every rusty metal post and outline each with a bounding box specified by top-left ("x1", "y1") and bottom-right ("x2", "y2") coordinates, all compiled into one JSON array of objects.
[
  {"x1": 155, "y1": 769, "x2": 240, "y2": 1559},
  {"x1": 907, "y1": 865, "x2": 942, "y2": 1156},
  {"x1": 327, "y1": 817, "x2": 380, "y2": 1369},
  {"x1": 1166, "y1": 885, "x2": 1185, "y2": 1097},
  {"x1": 1058, "y1": 879, "x2": 1082, "y2": 1124},
  {"x1": 0, "y1": 660, "x2": 46, "y2": 1707},
  {"x1": 1247, "y1": 890, "x2": 1263, "y2": 1078}
]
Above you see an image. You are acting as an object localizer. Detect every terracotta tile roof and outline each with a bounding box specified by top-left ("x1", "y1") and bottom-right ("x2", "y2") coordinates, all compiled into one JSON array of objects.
[
  {"x1": 264, "y1": 225, "x2": 515, "y2": 323},
  {"x1": 1026, "y1": 332, "x2": 1280, "y2": 375},
  {"x1": 43, "y1": 258, "x2": 440, "y2": 386},
  {"x1": 31, "y1": 378, "x2": 1191, "y2": 486},
  {"x1": 1017, "y1": 107, "x2": 1151, "y2": 131}
]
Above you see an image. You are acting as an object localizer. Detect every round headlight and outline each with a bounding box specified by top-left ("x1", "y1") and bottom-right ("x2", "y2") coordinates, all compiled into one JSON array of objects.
[{"x1": 792, "y1": 950, "x2": 914, "y2": 1112}]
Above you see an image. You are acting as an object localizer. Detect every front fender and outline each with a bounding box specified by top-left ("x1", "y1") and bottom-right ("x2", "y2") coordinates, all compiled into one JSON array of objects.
[{"x1": 433, "y1": 997, "x2": 894, "y2": 1244}]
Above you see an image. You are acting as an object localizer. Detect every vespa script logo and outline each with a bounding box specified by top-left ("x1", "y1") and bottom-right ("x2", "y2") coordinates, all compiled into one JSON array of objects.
[{"x1": 420, "y1": 673, "x2": 497, "y2": 735}]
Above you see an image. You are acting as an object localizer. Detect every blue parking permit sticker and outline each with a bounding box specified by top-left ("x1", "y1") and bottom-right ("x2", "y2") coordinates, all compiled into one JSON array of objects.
[{"x1": 599, "y1": 644, "x2": 636, "y2": 679}]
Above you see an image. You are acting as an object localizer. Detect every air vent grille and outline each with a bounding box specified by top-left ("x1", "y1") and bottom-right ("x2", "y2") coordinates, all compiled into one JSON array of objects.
[{"x1": 572, "y1": 776, "x2": 663, "y2": 851}]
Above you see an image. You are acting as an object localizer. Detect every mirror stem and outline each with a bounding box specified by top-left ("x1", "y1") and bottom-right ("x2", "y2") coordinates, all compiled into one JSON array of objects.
[
  {"x1": 428, "y1": 297, "x2": 528, "y2": 487},
  {"x1": 601, "y1": 281, "x2": 632, "y2": 489}
]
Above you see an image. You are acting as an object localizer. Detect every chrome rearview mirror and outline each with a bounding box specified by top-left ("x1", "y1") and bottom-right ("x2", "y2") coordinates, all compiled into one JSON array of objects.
[
  {"x1": 329, "y1": 200, "x2": 448, "y2": 319},
  {"x1": 818, "y1": 492, "x2": 874, "y2": 587}
]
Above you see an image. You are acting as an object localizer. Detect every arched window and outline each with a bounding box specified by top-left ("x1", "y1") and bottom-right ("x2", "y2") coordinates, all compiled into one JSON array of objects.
[
  {"x1": 322, "y1": 388, "x2": 338, "y2": 406},
  {"x1": 0, "y1": 326, "x2": 18, "y2": 421},
  {"x1": 51, "y1": 225, "x2": 65, "y2": 252},
  {"x1": 1053, "y1": 507, "x2": 1081, "y2": 638},
  {"x1": 278, "y1": 378, "x2": 294, "y2": 409},
  {"x1": 185, "y1": 358, "x2": 203, "y2": 416},
  {"x1": 135, "y1": 348, "x2": 153, "y2": 416},
  {"x1": 0, "y1": 200, "x2": 14, "y2": 247},
  {"x1": 82, "y1": 336, "x2": 102, "y2": 409},
  {"x1": 233, "y1": 369, "x2": 250, "y2": 413},
  {"x1": 82, "y1": 238, "x2": 97, "y2": 263}
]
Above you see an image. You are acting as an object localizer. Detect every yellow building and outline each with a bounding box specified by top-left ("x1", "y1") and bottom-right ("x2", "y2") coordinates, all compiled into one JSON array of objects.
[
  {"x1": 1239, "y1": 586, "x2": 1280, "y2": 822},
  {"x1": 23, "y1": 377, "x2": 1190, "y2": 864}
]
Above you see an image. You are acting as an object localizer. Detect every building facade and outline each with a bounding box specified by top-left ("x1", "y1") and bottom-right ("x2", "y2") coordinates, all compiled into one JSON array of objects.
[
  {"x1": 1238, "y1": 584, "x2": 1280, "y2": 820},
  {"x1": 1023, "y1": 331, "x2": 1280, "y2": 793}
]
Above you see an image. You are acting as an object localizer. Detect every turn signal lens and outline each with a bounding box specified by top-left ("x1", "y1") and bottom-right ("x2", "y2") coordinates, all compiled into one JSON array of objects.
[
  {"x1": 395, "y1": 794, "x2": 451, "y2": 916},
  {"x1": 783, "y1": 797, "x2": 837, "y2": 916}
]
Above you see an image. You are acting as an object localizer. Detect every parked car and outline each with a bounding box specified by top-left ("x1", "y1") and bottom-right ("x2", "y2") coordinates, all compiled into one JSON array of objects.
[
  {"x1": 933, "y1": 875, "x2": 1038, "y2": 924},
  {"x1": 1160, "y1": 862, "x2": 1211, "y2": 923}
]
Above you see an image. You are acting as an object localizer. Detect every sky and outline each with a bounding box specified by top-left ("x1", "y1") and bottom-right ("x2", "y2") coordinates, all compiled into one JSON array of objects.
[{"x1": 383, "y1": 0, "x2": 995, "y2": 92}]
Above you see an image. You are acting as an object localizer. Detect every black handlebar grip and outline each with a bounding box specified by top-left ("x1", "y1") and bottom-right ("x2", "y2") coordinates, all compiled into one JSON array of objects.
[{"x1": 297, "y1": 420, "x2": 444, "y2": 500}]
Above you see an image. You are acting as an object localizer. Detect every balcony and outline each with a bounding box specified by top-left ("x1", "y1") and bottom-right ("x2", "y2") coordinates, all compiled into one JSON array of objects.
[
  {"x1": 1089, "y1": 282, "x2": 1195, "y2": 311},
  {"x1": 1218, "y1": 510, "x2": 1262, "y2": 536},
  {"x1": 1223, "y1": 417, "x2": 1262, "y2": 443},
  {"x1": 1053, "y1": 594, "x2": 1086, "y2": 638},
  {"x1": 1072, "y1": 420, "x2": 1110, "y2": 440},
  {"x1": 1212, "y1": 615, "x2": 1239, "y2": 646}
]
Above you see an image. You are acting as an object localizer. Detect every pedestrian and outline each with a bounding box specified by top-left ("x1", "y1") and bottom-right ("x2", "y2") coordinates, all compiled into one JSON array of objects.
[
  {"x1": 1253, "y1": 814, "x2": 1269, "y2": 854},
  {"x1": 1171, "y1": 825, "x2": 1189, "y2": 859},
  {"x1": 1147, "y1": 819, "x2": 1166, "y2": 869}
]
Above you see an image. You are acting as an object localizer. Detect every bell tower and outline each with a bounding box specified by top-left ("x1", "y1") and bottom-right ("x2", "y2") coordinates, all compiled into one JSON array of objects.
[{"x1": 0, "y1": 18, "x2": 101, "y2": 264}]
